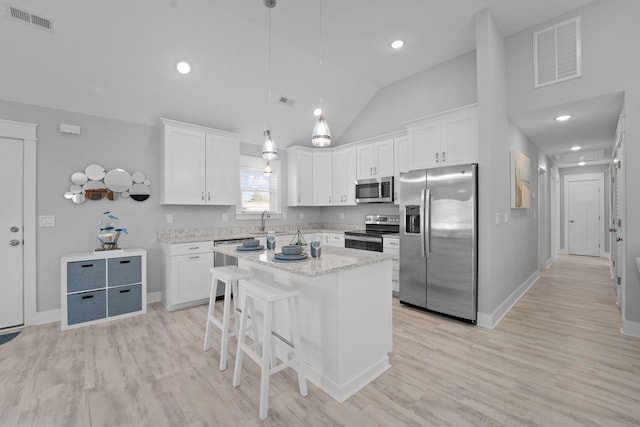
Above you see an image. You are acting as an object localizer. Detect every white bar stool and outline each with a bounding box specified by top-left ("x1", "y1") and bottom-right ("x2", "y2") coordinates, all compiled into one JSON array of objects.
[
  {"x1": 204, "y1": 265, "x2": 253, "y2": 371},
  {"x1": 232, "y1": 280, "x2": 308, "y2": 420}
]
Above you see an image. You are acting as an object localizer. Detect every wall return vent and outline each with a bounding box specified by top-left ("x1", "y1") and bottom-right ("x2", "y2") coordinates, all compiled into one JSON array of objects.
[
  {"x1": 533, "y1": 16, "x2": 581, "y2": 88},
  {"x1": 5, "y1": 3, "x2": 53, "y2": 31}
]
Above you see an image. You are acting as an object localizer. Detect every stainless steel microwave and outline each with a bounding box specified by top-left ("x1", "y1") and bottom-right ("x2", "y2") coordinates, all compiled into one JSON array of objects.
[{"x1": 355, "y1": 177, "x2": 394, "y2": 203}]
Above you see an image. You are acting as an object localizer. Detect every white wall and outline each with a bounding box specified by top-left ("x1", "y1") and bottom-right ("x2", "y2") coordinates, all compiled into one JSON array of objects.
[
  {"x1": 505, "y1": 0, "x2": 640, "y2": 328},
  {"x1": 338, "y1": 51, "x2": 477, "y2": 144}
]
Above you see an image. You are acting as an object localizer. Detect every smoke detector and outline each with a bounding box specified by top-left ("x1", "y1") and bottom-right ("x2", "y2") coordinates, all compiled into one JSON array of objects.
[{"x1": 5, "y1": 3, "x2": 53, "y2": 32}]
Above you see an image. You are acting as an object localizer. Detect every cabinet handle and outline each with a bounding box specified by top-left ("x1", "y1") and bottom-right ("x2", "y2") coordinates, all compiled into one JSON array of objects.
[
  {"x1": 188, "y1": 246, "x2": 200, "y2": 250},
  {"x1": 119, "y1": 260, "x2": 131, "y2": 264},
  {"x1": 119, "y1": 289, "x2": 131, "y2": 294},
  {"x1": 329, "y1": 196, "x2": 331, "y2": 203},
  {"x1": 374, "y1": 166, "x2": 378, "y2": 175},
  {"x1": 208, "y1": 192, "x2": 211, "y2": 201},
  {"x1": 81, "y1": 264, "x2": 94, "y2": 268},
  {"x1": 435, "y1": 152, "x2": 439, "y2": 163},
  {"x1": 189, "y1": 256, "x2": 200, "y2": 259},
  {"x1": 442, "y1": 151, "x2": 446, "y2": 162},
  {"x1": 201, "y1": 192, "x2": 205, "y2": 201},
  {"x1": 81, "y1": 295, "x2": 94, "y2": 300},
  {"x1": 298, "y1": 195, "x2": 301, "y2": 203}
]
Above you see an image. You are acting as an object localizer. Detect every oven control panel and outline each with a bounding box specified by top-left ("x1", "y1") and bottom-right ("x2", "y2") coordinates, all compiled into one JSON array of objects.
[{"x1": 364, "y1": 214, "x2": 400, "y2": 225}]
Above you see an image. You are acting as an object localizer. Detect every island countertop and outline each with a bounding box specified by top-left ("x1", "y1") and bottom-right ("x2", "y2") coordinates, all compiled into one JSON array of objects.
[{"x1": 213, "y1": 244, "x2": 392, "y2": 278}]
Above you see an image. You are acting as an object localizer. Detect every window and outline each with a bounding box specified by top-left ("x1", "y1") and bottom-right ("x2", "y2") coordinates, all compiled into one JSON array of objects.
[{"x1": 236, "y1": 155, "x2": 281, "y2": 217}]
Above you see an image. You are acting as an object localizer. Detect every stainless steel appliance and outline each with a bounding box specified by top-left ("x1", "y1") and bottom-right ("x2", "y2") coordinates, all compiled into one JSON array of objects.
[
  {"x1": 355, "y1": 177, "x2": 394, "y2": 204},
  {"x1": 399, "y1": 164, "x2": 477, "y2": 323},
  {"x1": 345, "y1": 214, "x2": 399, "y2": 252}
]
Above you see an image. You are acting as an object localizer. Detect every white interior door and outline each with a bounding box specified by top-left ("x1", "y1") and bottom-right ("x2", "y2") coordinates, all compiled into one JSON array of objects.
[
  {"x1": 0, "y1": 137, "x2": 24, "y2": 328},
  {"x1": 568, "y1": 179, "x2": 600, "y2": 256}
]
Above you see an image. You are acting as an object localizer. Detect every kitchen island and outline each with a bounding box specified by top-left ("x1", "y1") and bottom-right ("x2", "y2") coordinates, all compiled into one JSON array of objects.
[{"x1": 213, "y1": 244, "x2": 393, "y2": 402}]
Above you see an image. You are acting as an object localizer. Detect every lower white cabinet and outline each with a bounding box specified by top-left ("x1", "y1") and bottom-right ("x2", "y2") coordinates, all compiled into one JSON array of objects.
[
  {"x1": 323, "y1": 232, "x2": 345, "y2": 247},
  {"x1": 162, "y1": 241, "x2": 214, "y2": 311},
  {"x1": 61, "y1": 248, "x2": 147, "y2": 330},
  {"x1": 383, "y1": 236, "x2": 400, "y2": 294}
]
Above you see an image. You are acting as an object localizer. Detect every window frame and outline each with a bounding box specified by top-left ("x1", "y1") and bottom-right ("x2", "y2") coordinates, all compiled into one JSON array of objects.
[{"x1": 235, "y1": 155, "x2": 282, "y2": 220}]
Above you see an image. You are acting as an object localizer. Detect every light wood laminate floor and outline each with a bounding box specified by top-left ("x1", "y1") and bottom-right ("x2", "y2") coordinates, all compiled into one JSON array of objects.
[{"x1": 1, "y1": 255, "x2": 639, "y2": 426}]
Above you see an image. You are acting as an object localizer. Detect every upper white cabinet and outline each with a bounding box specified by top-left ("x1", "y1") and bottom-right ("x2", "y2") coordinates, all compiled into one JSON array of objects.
[
  {"x1": 393, "y1": 134, "x2": 408, "y2": 204},
  {"x1": 332, "y1": 146, "x2": 357, "y2": 205},
  {"x1": 404, "y1": 105, "x2": 477, "y2": 171},
  {"x1": 287, "y1": 146, "x2": 314, "y2": 206},
  {"x1": 160, "y1": 119, "x2": 240, "y2": 205},
  {"x1": 356, "y1": 138, "x2": 394, "y2": 180},
  {"x1": 313, "y1": 151, "x2": 333, "y2": 206}
]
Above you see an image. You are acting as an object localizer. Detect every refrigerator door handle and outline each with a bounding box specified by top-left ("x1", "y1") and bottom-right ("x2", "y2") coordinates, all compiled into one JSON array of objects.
[
  {"x1": 425, "y1": 188, "x2": 431, "y2": 258},
  {"x1": 420, "y1": 188, "x2": 427, "y2": 257}
]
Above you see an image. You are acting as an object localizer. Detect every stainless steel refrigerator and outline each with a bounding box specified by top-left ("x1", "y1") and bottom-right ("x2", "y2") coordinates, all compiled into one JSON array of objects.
[{"x1": 399, "y1": 164, "x2": 478, "y2": 323}]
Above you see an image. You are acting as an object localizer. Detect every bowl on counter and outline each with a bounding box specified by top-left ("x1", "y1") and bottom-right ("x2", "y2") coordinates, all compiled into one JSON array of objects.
[
  {"x1": 242, "y1": 239, "x2": 260, "y2": 247},
  {"x1": 281, "y1": 245, "x2": 303, "y2": 255}
]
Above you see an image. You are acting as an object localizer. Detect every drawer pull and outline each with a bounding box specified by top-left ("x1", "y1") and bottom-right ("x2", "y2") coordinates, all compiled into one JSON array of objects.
[
  {"x1": 81, "y1": 264, "x2": 94, "y2": 268},
  {"x1": 119, "y1": 260, "x2": 131, "y2": 264},
  {"x1": 81, "y1": 295, "x2": 94, "y2": 300},
  {"x1": 119, "y1": 289, "x2": 131, "y2": 294},
  {"x1": 189, "y1": 256, "x2": 200, "y2": 260},
  {"x1": 188, "y1": 247, "x2": 200, "y2": 250}
]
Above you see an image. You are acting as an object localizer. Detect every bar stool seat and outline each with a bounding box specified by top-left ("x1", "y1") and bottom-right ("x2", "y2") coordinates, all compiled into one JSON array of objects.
[
  {"x1": 232, "y1": 280, "x2": 308, "y2": 420},
  {"x1": 204, "y1": 265, "x2": 253, "y2": 371}
]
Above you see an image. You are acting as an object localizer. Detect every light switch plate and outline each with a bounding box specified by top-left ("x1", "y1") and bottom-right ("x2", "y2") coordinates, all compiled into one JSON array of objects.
[
  {"x1": 299, "y1": 212, "x2": 304, "y2": 220},
  {"x1": 222, "y1": 213, "x2": 228, "y2": 221},
  {"x1": 504, "y1": 212, "x2": 509, "y2": 224},
  {"x1": 39, "y1": 215, "x2": 55, "y2": 227},
  {"x1": 166, "y1": 214, "x2": 173, "y2": 223},
  {"x1": 495, "y1": 213, "x2": 500, "y2": 225}
]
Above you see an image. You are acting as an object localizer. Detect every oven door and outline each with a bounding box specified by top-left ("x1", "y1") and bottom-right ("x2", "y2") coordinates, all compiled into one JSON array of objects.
[{"x1": 344, "y1": 235, "x2": 383, "y2": 252}]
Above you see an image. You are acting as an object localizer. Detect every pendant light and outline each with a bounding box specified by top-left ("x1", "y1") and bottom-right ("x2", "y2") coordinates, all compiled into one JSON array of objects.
[
  {"x1": 264, "y1": 160, "x2": 273, "y2": 176},
  {"x1": 312, "y1": 0, "x2": 331, "y2": 147},
  {"x1": 262, "y1": 0, "x2": 278, "y2": 161}
]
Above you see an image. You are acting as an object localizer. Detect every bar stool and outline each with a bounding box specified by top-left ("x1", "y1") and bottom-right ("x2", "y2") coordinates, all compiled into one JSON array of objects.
[
  {"x1": 204, "y1": 265, "x2": 253, "y2": 371},
  {"x1": 232, "y1": 280, "x2": 308, "y2": 420}
]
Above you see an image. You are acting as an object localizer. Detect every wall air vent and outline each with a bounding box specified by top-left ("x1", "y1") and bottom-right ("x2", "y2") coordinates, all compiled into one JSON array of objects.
[
  {"x1": 278, "y1": 96, "x2": 295, "y2": 106},
  {"x1": 533, "y1": 16, "x2": 581, "y2": 88},
  {"x1": 6, "y1": 4, "x2": 53, "y2": 31}
]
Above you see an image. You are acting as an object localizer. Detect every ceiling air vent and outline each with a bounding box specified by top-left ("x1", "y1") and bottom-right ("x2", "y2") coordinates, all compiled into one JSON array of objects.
[
  {"x1": 6, "y1": 4, "x2": 53, "y2": 31},
  {"x1": 533, "y1": 16, "x2": 581, "y2": 88}
]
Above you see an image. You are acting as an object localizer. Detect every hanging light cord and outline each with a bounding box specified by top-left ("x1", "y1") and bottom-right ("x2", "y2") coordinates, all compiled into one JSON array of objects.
[
  {"x1": 319, "y1": 0, "x2": 324, "y2": 112},
  {"x1": 267, "y1": 7, "x2": 273, "y2": 130}
]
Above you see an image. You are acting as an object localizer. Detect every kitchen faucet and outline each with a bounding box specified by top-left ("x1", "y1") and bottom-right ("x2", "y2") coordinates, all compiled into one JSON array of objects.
[{"x1": 260, "y1": 210, "x2": 270, "y2": 232}]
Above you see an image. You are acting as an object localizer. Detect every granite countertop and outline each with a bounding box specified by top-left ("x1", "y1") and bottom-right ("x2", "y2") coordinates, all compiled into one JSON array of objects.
[
  {"x1": 213, "y1": 243, "x2": 392, "y2": 278},
  {"x1": 158, "y1": 224, "x2": 360, "y2": 244}
]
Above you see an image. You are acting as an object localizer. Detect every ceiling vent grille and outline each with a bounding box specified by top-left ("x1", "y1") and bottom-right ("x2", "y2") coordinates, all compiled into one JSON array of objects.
[
  {"x1": 533, "y1": 16, "x2": 581, "y2": 88},
  {"x1": 6, "y1": 4, "x2": 53, "y2": 31}
]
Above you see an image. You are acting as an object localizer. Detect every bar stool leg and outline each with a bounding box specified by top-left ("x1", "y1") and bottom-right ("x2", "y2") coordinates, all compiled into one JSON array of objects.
[
  {"x1": 258, "y1": 301, "x2": 273, "y2": 420},
  {"x1": 203, "y1": 272, "x2": 218, "y2": 351},
  {"x1": 289, "y1": 296, "x2": 308, "y2": 397},
  {"x1": 219, "y1": 279, "x2": 234, "y2": 371},
  {"x1": 233, "y1": 293, "x2": 250, "y2": 388}
]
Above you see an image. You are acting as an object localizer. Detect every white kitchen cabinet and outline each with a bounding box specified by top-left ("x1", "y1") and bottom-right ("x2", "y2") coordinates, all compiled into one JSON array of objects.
[
  {"x1": 160, "y1": 118, "x2": 240, "y2": 205},
  {"x1": 404, "y1": 105, "x2": 477, "y2": 171},
  {"x1": 332, "y1": 146, "x2": 357, "y2": 205},
  {"x1": 323, "y1": 232, "x2": 345, "y2": 247},
  {"x1": 383, "y1": 235, "x2": 400, "y2": 295},
  {"x1": 356, "y1": 138, "x2": 394, "y2": 180},
  {"x1": 313, "y1": 151, "x2": 333, "y2": 206},
  {"x1": 287, "y1": 146, "x2": 314, "y2": 206},
  {"x1": 61, "y1": 249, "x2": 147, "y2": 330},
  {"x1": 394, "y1": 135, "x2": 408, "y2": 205},
  {"x1": 161, "y1": 241, "x2": 214, "y2": 311}
]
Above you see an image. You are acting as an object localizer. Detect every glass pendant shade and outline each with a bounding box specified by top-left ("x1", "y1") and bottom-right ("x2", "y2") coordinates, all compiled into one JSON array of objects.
[
  {"x1": 264, "y1": 161, "x2": 273, "y2": 176},
  {"x1": 311, "y1": 114, "x2": 331, "y2": 147},
  {"x1": 262, "y1": 129, "x2": 278, "y2": 160}
]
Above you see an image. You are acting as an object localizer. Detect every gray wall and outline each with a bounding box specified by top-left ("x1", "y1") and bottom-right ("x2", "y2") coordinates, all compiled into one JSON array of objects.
[
  {"x1": 505, "y1": 0, "x2": 640, "y2": 325},
  {"x1": 0, "y1": 99, "x2": 323, "y2": 312}
]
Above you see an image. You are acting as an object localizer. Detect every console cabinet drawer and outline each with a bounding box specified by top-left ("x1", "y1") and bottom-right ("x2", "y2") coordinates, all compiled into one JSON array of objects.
[
  {"x1": 67, "y1": 290, "x2": 107, "y2": 325},
  {"x1": 67, "y1": 260, "x2": 106, "y2": 292},
  {"x1": 108, "y1": 256, "x2": 142, "y2": 286},
  {"x1": 108, "y1": 284, "x2": 142, "y2": 317}
]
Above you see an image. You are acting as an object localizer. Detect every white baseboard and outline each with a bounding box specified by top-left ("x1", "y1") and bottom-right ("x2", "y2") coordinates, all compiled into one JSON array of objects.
[
  {"x1": 477, "y1": 270, "x2": 539, "y2": 329},
  {"x1": 32, "y1": 308, "x2": 61, "y2": 326},
  {"x1": 545, "y1": 258, "x2": 553, "y2": 269},
  {"x1": 603, "y1": 252, "x2": 610, "y2": 259},
  {"x1": 147, "y1": 291, "x2": 162, "y2": 304},
  {"x1": 558, "y1": 248, "x2": 568, "y2": 255},
  {"x1": 621, "y1": 319, "x2": 640, "y2": 339}
]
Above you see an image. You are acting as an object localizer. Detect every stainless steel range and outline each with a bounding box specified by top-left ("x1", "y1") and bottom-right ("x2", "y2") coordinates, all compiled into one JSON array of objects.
[{"x1": 344, "y1": 214, "x2": 400, "y2": 252}]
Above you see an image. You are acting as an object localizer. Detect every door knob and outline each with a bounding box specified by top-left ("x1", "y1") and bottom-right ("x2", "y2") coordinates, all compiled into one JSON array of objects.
[
  {"x1": 10, "y1": 226, "x2": 19, "y2": 233},
  {"x1": 9, "y1": 240, "x2": 20, "y2": 246}
]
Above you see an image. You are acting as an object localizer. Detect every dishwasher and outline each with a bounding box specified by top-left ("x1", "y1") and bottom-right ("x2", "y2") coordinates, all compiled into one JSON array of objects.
[{"x1": 213, "y1": 238, "x2": 247, "y2": 299}]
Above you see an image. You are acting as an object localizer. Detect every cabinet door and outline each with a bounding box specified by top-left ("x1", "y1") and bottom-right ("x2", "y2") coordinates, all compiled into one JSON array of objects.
[
  {"x1": 332, "y1": 149, "x2": 346, "y2": 205},
  {"x1": 408, "y1": 120, "x2": 441, "y2": 170},
  {"x1": 394, "y1": 135, "x2": 408, "y2": 204},
  {"x1": 205, "y1": 134, "x2": 240, "y2": 205},
  {"x1": 162, "y1": 125, "x2": 206, "y2": 204},
  {"x1": 287, "y1": 147, "x2": 314, "y2": 206},
  {"x1": 313, "y1": 151, "x2": 333, "y2": 206},
  {"x1": 441, "y1": 110, "x2": 477, "y2": 166},
  {"x1": 171, "y1": 252, "x2": 213, "y2": 305},
  {"x1": 375, "y1": 139, "x2": 395, "y2": 177},
  {"x1": 356, "y1": 143, "x2": 376, "y2": 180}
]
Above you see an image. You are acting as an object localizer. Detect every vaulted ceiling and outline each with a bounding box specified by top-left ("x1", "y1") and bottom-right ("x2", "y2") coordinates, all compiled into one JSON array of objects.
[{"x1": 1, "y1": 0, "x2": 598, "y2": 149}]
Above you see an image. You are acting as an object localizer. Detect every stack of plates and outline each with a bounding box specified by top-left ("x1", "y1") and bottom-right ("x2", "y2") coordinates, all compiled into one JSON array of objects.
[{"x1": 272, "y1": 252, "x2": 309, "y2": 263}]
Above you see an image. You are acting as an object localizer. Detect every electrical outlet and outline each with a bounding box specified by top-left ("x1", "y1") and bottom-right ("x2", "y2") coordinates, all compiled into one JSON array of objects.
[
  {"x1": 166, "y1": 214, "x2": 173, "y2": 224},
  {"x1": 39, "y1": 215, "x2": 55, "y2": 227},
  {"x1": 504, "y1": 211, "x2": 509, "y2": 224},
  {"x1": 222, "y1": 213, "x2": 228, "y2": 221},
  {"x1": 340, "y1": 212, "x2": 345, "y2": 220},
  {"x1": 495, "y1": 213, "x2": 500, "y2": 225},
  {"x1": 299, "y1": 212, "x2": 304, "y2": 220}
]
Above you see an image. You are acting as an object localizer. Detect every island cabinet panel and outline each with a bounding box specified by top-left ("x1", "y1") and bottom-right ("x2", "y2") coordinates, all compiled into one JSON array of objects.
[
  {"x1": 160, "y1": 118, "x2": 240, "y2": 205},
  {"x1": 61, "y1": 249, "x2": 147, "y2": 330}
]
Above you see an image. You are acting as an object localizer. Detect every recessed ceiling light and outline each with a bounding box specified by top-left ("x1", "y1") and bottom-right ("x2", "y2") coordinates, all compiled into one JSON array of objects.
[
  {"x1": 390, "y1": 40, "x2": 404, "y2": 49},
  {"x1": 176, "y1": 61, "x2": 191, "y2": 75},
  {"x1": 578, "y1": 161, "x2": 586, "y2": 166},
  {"x1": 313, "y1": 107, "x2": 322, "y2": 117},
  {"x1": 570, "y1": 146, "x2": 582, "y2": 151},
  {"x1": 555, "y1": 114, "x2": 572, "y2": 122}
]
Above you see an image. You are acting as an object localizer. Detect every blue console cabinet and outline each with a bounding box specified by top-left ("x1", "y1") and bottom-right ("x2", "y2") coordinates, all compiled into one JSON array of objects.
[{"x1": 61, "y1": 249, "x2": 147, "y2": 330}]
